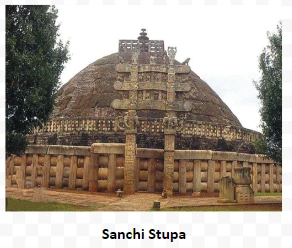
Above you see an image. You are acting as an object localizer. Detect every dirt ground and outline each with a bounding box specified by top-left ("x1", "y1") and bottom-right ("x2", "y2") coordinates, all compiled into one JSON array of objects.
[{"x1": 6, "y1": 187, "x2": 282, "y2": 211}]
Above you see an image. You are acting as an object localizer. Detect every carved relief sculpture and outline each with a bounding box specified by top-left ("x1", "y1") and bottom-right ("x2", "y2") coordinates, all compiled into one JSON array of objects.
[
  {"x1": 163, "y1": 114, "x2": 178, "y2": 131},
  {"x1": 123, "y1": 112, "x2": 139, "y2": 131},
  {"x1": 167, "y1": 47, "x2": 177, "y2": 65},
  {"x1": 132, "y1": 48, "x2": 139, "y2": 64}
]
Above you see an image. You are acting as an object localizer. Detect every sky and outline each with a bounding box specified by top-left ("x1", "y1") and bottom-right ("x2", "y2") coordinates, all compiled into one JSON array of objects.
[{"x1": 56, "y1": 5, "x2": 284, "y2": 132}]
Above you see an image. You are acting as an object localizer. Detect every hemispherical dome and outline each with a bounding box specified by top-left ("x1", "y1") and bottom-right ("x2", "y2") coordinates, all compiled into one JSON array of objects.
[
  {"x1": 29, "y1": 29, "x2": 258, "y2": 152},
  {"x1": 52, "y1": 52, "x2": 242, "y2": 128}
]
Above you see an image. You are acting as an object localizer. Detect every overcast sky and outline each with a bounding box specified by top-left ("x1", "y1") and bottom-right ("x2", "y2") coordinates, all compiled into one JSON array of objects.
[{"x1": 56, "y1": 5, "x2": 284, "y2": 132}]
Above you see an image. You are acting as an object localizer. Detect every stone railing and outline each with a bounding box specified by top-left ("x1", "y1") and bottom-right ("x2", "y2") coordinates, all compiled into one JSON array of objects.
[
  {"x1": 118, "y1": 39, "x2": 164, "y2": 53},
  {"x1": 6, "y1": 144, "x2": 281, "y2": 194},
  {"x1": 32, "y1": 118, "x2": 259, "y2": 142}
]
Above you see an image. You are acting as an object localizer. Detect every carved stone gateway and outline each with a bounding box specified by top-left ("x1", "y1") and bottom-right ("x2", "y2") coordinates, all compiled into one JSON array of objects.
[{"x1": 111, "y1": 29, "x2": 192, "y2": 195}]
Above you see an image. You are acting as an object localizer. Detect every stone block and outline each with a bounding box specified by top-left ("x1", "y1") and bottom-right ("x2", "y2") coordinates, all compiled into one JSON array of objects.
[
  {"x1": 212, "y1": 151, "x2": 237, "y2": 161},
  {"x1": 47, "y1": 145, "x2": 74, "y2": 155},
  {"x1": 174, "y1": 150, "x2": 212, "y2": 160},
  {"x1": 73, "y1": 146, "x2": 91, "y2": 156},
  {"x1": 91, "y1": 143, "x2": 125, "y2": 154},
  {"x1": 217, "y1": 177, "x2": 236, "y2": 203},
  {"x1": 26, "y1": 145, "x2": 48, "y2": 155},
  {"x1": 137, "y1": 148, "x2": 164, "y2": 159},
  {"x1": 233, "y1": 167, "x2": 252, "y2": 185},
  {"x1": 236, "y1": 153, "x2": 255, "y2": 162},
  {"x1": 235, "y1": 185, "x2": 254, "y2": 204}
]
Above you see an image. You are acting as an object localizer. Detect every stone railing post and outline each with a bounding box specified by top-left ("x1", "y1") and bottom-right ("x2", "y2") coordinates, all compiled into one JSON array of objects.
[
  {"x1": 163, "y1": 130, "x2": 175, "y2": 196},
  {"x1": 207, "y1": 160, "x2": 215, "y2": 193},
  {"x1": 16, "y1": 155, "x2": 26, "y2": 189},
  {"x1": 269, "y1": 163, "x2": 274, "y2": 193},
  {"x1": 252, "y1": 162, "x2": 258, "y2": 193},
  {"x1": 261, "y1": 163, "x2": 265, "y2": 193},
  {"x1": 193, "y1": 160, "x2": 201, "y2": 193},
  {"x1": 42, "y1": 155, "x2": 51, "y2": 188},
  {"x1": 179, "y1": 160, "x2": 187, "y2": 194}
]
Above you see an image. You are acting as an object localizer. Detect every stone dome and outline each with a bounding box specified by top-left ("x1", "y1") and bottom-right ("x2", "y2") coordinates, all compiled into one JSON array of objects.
[
  {"x1": 30, "y1": 29, "x2": 259, "y2": 152},
  {"x1": 52, "y1": 53, "x2": 242, "y2": 128}
]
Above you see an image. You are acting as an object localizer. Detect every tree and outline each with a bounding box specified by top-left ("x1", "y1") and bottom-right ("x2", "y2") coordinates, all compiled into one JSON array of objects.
[
  {"x1": 6, "y1": 5, "x2": 70, "y2": 154},
  {"x1": 254, "y1": 23, "x2": 282, "y2": 163}
]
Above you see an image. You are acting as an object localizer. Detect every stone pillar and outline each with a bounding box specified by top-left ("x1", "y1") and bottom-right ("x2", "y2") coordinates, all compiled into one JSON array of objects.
[
  {"x1": 88, "y1": 154, "x2": 99, "y2": 192},
  {"x1": 193, "y1": 160, "x2": 201, "y2": 193},
  {"x1": 82, "y1": 156, "x2": 90, "y2": 190},
  {"x1": 124, "y1": 130, "x2": 137, "y2": 194},
  {"x1": 269, "y1": 163, "x2": 274, "y2": 193},
  {"x1": 107, "y1": 154, "x2": 117, "y2": 192},
  {"x1": 220, "y1": 160, "x2": 227, "y2": 178},
  {"x1": 31, "y1": 154, "x2": 38, "y2": 188},
  {"x1": 276, "y1": 164, "x2": 281, "y2": 192},
  {"x1": 163, "y1": 130, "x2": 175, "y2": 197},
  {"x1": 55, "y1": 155, "x2": 64, "y2": 189},
  {"x1": 148, "y1": 158, "x2": 156, "y2": 193},
  {"x1": 217, "y1": 177, "x2": 236, "y2": 203},
  {"x1": 207, "y1": 160, "x2": 215, "y2": 193},
  {"x1": 69, "y1": 156, "x2": 77, "y2": 190},
  {"x1": 17, "y1": 155, "x2": 26, "y2": 189},
  {"x1": 233, "y1": 167, "x2": 254, "y2": 204},
  {"x1": 162, "y1": 47, "x2": 178, "y2": 197},
  {"x1": 6, "y1": 157, "x2": 12, "y2": 188},
  {"x1": 42, "y1": 155, "x2": 51, "y2": 189},
  {"x1": 252, "y1": 162, "x2": 258, "y2": 193},
  {"x1": 179, "y1": 160, "x2": 187, "y2": 194},
  {"x1": 261, "y1": 163, "x2": 266, "y2": 193}
]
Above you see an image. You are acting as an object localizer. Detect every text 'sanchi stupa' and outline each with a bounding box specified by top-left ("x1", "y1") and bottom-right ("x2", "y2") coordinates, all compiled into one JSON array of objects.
[{"x1": 30, "y1": 29, "x2": 259, "y2": 152}]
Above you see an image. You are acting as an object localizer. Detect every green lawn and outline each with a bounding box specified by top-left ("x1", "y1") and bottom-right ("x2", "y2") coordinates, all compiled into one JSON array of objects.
[
  {"x1": 254, "y1": 192, "x2": 282, "y2": 196},
  {"x1": 158, "y1": 204, "x2": 282, "y2": 211},
  {"x1": 6, "y1": 198, "x2": 96, "y2": 211},
  {"x1": 6, "y1": 192, "x2": 282, "y2": 211}
]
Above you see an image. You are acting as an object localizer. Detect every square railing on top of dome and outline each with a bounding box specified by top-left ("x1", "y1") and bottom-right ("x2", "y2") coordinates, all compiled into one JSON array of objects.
[{"x1": 118, "y1": 40, "x2": 164, "y2": 53}]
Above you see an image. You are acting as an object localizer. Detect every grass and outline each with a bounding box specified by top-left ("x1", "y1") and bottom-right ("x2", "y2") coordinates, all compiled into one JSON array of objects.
[
  {"x1": 158, "y1": 204, "x2": 282, "y2": 211},
  {"x1": 6, "y1": 198, "x2": 96, "y2": 211},
  {"x1": 254, "y1": 192, "x2": 282, "y2": 196},
  {"x1": 6, "y1": 192, "x2": 282, "y2": 211}
]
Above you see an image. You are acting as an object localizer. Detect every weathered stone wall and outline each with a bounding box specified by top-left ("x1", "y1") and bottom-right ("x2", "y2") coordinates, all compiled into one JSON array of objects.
[
  {"x1": 27, "y1": 117, "x2": 259, "y2": 152},
  {"x1": 6, "y1": 144, "x2": 281, "y2": 194}
]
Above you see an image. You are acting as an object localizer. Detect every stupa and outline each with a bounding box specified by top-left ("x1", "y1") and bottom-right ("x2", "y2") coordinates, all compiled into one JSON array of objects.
[{"x1": 28, "y1": 29, "x2": 259, "y2": 152}]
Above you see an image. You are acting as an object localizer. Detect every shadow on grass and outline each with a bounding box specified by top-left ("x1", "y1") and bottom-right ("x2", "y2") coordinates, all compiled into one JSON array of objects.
[{"x1": 6, "y1": 198, "x2": 96, "y2": 211}]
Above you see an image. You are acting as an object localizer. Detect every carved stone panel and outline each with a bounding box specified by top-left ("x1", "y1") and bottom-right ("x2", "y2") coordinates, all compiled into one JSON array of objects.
[
  {"x1": 137, "y1": 100, "x2": 165, "y2": 110},
  {"x1": 174, "y1": 65, "x2": 191, "y2": 74}
]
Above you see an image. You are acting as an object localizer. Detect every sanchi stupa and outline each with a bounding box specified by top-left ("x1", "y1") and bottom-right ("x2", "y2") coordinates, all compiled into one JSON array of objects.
[
  {"x1": 8, "y1": 29, "x2": 281, "y2": 198},
  {"x1": 27, "y1": 29, "x2": 259, "y2": 153}
]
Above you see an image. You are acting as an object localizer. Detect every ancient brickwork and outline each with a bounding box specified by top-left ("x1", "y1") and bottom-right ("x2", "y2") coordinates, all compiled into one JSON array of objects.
[{"x1": 6, "y1": 145, "x2": 282, "y2": 194}]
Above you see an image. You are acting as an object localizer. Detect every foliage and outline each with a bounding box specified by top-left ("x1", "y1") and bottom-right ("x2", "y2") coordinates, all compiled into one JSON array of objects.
[
  {"x1": 6, "y1": 5, "x2": 70, "y2": 154},
  {"x1": 254, "y1": 23, "x2": 282, "y2": 163}
]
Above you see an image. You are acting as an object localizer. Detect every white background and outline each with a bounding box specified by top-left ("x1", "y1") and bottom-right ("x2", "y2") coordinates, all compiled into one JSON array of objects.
[{"x1": 1, "y1": 1, "x2": 292, "y2": 248}]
